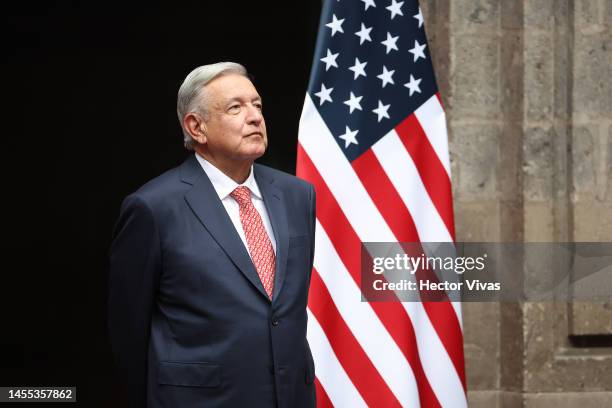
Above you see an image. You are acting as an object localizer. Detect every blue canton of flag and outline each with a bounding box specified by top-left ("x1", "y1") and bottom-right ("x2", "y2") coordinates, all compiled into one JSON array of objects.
[{"x1": 308, "y1": 0, "x2": 436, "y2": 162}]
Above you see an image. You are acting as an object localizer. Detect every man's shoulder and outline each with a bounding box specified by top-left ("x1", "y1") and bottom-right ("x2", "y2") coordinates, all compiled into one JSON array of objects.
[
  {"x1": 126, "y1": 158, "x2": 193, "y2": 207},
  {"x1": 254, "y1": 163, "x2": 313, "y2": 193}
]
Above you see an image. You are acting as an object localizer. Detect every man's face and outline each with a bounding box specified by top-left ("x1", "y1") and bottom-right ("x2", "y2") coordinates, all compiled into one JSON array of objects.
[{"x1": 200, "y1": 74, "x2": 267, "y2": 164}]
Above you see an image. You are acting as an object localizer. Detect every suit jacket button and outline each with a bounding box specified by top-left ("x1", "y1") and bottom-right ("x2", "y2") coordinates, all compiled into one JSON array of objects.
[{"x1": 271, "y1": 318, "x2": 279, "y2": 326}]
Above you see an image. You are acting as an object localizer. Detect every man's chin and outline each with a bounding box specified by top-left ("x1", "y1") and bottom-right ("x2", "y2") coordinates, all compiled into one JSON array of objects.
[
  {"x1": 245, "y1": 141, "x2": 267, "y2": 158},
  {"x1": 242, "y1": 147, "x2": 266, "y2": 161}
]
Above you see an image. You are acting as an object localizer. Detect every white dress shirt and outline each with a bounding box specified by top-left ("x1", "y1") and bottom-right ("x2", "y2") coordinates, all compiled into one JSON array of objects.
[{"x1": 195, "y1": 153, "x2": 277, "y2": 255}]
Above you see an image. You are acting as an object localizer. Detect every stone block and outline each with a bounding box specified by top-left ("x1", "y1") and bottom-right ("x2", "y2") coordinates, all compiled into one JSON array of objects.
[
  {"x1": 450, "y1": 34, "x2": 500, "y2": 118},
  {"x1": 450, "y1": 124, "x2": 500, "y2": 200},
  {"x1": 573, "y1": 33, "x2": 612, "y2": 118},
  {"x1": 523, "y1": 302, "x2": 558, "y2": 392},
  {"x1": 463, "y1": 302, "x2": 500, "y2": 390},
  {"x1": 552, "y1": 355, "x2": 612, "y2": 391},
  {"x1": 499, "y1": 303, "x2": 524, "y2": 390},
  {"x1": 573, "y1": 202, "x2": 612, "y2": 241},
  {"x1": 468, "y1": 390, "x2": 524, "y2": 407},
  {"x1": 420, "y1": 0, "x2": 434, "y2": 29},
  {"x1": 608, "y1": 125, "x2": 612, "y2": 200},
  {"x1": 498, "y1": 124, "x2": 522, "y2": 202},
  {"x1": 525, "y1": 32, "x2": 554, "y2": 123},
  {"x1": 552, "y1": 125, "x2": 571, "y2": 210},
  {"x1": 500, "y1": 31, "x2": 524, "y2": 123},
  {"x1": 575, "y1": 0, "x2": 605, "y2": 31},
  {"x1": 500, "y1": 200, "x2": 524, "y2": 241},
  {"x1": 572, "y1": 125, "x2": 597, "y2": 197},
  {"x1": 450, "y1": 0, "x2": 500, "y2": 32},
  {"x1": 524, "y1": 202, "x2": 554, "y2": 240},
  {"x1": 525, "y1": 392, "x2": 612, "y2": 407},
  {"x1": 429, "y1": 0, "x2": 452, "y2": 100},
  {"x1": 454, "y1": 201, "x2": 501, "y2": 241},
  {"x1": 523, "y1": 127, "x2": 554, "y2": 201},
  {"x1": 571, "y1": 302, "x2": 612, "y2": 335},
  {"x1": 523, "y1": 301, "x2": 612, "y2": 393},
  {"x1": 524, "y1": 0, "x2": 554, "y2": 29},
  {"x1": 501, "y1": 1, "x2": 522, "y2": 30},
  {"x1": 552, "y1": 39, "x2": 570, "y2": 121}
]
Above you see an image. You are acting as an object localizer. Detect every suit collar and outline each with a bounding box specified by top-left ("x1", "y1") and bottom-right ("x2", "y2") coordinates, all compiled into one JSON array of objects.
[
  {"x1": 182, "y1": 155, "x2": 269, "y2": 300},
  {"x1": 179, "y1": 154, "x2": 206, "y2": 185},
  {"x1": 181, "y1": 155, "x2": 289, "y2": 303},
  {"x1": 193, "y1": 153, "x2": 263, "y2": 201}
]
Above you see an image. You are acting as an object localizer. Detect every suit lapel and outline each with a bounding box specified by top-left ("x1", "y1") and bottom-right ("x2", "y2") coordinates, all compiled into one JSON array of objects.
[
  {"x1": 180, "y1": 156, "x2": 270, "y2": 300},
  {"x1": 254, "y1": 165, "x2": 289, "y2": 304}
]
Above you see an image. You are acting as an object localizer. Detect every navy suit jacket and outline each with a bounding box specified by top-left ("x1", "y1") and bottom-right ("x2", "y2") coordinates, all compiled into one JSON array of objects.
[{"x1": 109, "y1": 155, "x2": 316, "y2": 408}]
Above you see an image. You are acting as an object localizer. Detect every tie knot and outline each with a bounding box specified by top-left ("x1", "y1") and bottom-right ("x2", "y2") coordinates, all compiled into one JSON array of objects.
[{"x1": 230, "y1": 186, "x2": 252, "y2": 206}]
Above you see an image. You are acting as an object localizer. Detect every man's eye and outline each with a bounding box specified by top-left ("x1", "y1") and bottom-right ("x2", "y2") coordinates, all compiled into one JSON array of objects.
[
  {"x1": 254, "y1": 104, "x2": 263, "y2": 111},
  {"x1": 228, "y1": 105, "x2": 240, "y2": 113}
]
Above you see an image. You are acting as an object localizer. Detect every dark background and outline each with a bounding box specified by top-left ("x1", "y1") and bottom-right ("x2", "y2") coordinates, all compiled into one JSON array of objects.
[{"x1": 1, "y1": 1, "x2": 321, "y2": 405}]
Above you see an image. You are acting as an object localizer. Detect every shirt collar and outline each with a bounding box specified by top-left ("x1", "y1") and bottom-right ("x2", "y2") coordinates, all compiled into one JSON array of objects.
[{"x1": 194, "y1": 153, "x2": 262, "y2": 201}]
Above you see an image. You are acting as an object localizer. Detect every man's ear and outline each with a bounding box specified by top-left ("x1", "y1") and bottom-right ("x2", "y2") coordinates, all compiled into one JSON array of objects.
[{"x1": 183, "y1": 113, "x2": 207, "y2": 145}]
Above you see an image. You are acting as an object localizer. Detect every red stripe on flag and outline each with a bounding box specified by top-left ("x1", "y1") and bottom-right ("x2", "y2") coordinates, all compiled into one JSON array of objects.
[
  {"x1": 352, "y1": 144, "x2": 466, "y2": 391},
  {"x1": 297, "y1": 144, "x2": 442, "y2": 408},
  {"x1": 314, "y1": 378, "x2": 333, "y2": 408},
  {"x1": 435, "y1": 91, "x2": 445, "y2": 109},
  {"x1": 396, "y1": 115, "x2": 456, "y2": 239},
  {"x1": 309, "y1": 270, "x2": 402, "y2": 408},
  {"x1": 352, "y1": 149, "x2": 421, "y2": 242}
]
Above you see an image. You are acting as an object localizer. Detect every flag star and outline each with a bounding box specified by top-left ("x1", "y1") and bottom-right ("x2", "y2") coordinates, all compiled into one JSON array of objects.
[
  {"x1": 409, "y1": 39, "x2": 427, "y2": 61},
  {"x1": 404, "y1": 74, "x2": 422, "y2": 96},
  {"x1": 320, "y1": 49, "x2": 339, "y2": 70},
  {"x1": 381, "y1": 32, "x2": 399, "y2": 54},
  {"x1": 326, "y1": 14, "x2": 345, "y2": 37},
  {"x1": 338, "y1": 126, "x2": 359, "y2": 148},
  {"x1": 386, "y1": 0, "x2": 404, "y2": 19},
  {"x1": 355, "y1": 23, "x2": 372, "y2": 45},
  {"x1": 314, "y1": 83, "x2": 334, "y2": 105},
  {"x1": 376, "y1": 66, "x2": 395, "y2": 88},
  {"x1": 372, "y1": 100, "x2": 391, "y2": 122},
  {"x1": 361, "y1": 0, "x2": 376, "y2": 10},
  {"x1": 348, "y1": 58, "x2": 367, "y2": 79},
  {"x1": 343, "y1": 92, "x2": 363, "y2": 113},
  {"x1": 414, "y1": 7, "x2": 424, "y2": 27}
]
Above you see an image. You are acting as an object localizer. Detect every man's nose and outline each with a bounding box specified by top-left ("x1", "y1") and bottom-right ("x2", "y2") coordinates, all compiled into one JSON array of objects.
[{"x1": 246, "y1": 104, "x2": 264, "y2": 125}]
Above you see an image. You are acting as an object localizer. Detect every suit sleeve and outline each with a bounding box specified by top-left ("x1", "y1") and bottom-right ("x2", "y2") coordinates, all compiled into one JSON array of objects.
[{"x1": 108, "y1": 194, "x2": 161, "y2": 408}]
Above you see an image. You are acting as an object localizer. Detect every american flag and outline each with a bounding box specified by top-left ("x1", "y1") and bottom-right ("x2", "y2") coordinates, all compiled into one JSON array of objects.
[{"x1": 296, "y1": 0, "x2": 466, "y2": 407}]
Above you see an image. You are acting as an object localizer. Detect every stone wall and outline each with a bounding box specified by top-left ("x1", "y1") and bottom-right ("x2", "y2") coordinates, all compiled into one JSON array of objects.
[{"x1": 422, "y1": 0, "x2": 612, "y2": 406}]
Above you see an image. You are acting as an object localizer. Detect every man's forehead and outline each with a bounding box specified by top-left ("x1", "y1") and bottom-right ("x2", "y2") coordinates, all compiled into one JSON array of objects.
[{"x1": 206, "y1": 74, "x2": 260, "y2": 99}]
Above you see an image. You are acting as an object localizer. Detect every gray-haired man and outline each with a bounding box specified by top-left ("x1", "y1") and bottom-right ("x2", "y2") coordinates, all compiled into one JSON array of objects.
[{"x1": 109, "y1": 62, "x2": 316, "y2": 408}]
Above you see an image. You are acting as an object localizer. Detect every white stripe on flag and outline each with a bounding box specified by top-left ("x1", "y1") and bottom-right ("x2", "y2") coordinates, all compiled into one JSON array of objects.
[
  {"x1": 306, "y1": 309, "x2": 367, "y2": 408},
  {"x1": 314, "y1": 220, "x2": 420, "y2": 407},
  {"x1": 414, "y1": 95, "x2": 452, "y2": 177},
  {"x1": 371, "y1": 129, "x2": 453, "y2": 243}
]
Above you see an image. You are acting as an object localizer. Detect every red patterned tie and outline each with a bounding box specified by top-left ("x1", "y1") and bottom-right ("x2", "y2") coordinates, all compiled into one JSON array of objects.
[{"x1": 230, "y1": 186, "x2": 276, "y2": 299}]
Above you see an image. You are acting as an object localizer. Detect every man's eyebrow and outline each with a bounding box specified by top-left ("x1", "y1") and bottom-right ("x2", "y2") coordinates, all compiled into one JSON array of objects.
[{"x1": 224, "y1": 96, "x2": 262, "y2": 104}]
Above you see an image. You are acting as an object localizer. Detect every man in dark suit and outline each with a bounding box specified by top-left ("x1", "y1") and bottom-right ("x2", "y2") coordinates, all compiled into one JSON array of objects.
[{"x1": 109, "y1": 62, "x2": 316, "y2": 408}]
